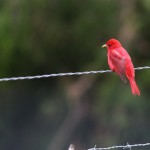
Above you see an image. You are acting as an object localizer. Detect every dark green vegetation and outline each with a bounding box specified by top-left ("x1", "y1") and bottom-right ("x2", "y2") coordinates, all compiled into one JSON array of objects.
[{"x1": 0, "y1": 0, "x2": 150, "y2": 150}]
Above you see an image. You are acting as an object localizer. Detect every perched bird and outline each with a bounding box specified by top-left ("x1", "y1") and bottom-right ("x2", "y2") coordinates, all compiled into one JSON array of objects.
[{"x1": 102, "y1": 38, "x2": 140, "y2": 96}]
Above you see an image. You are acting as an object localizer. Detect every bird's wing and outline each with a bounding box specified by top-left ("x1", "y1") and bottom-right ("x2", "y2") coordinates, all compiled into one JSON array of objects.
[
  {"x1": 109, "y1": 50, "x2": 127, "y2": 83},
  {"x1": 111, "y1": 50, "x2": 123, "y2": 60}
]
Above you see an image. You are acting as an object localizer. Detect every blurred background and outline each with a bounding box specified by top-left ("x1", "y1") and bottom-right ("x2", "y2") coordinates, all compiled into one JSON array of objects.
[{"x1": 0, "y1": 0, "x2": 150, "y2": 150}]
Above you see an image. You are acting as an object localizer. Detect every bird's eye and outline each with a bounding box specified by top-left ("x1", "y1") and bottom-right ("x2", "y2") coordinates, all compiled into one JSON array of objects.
[{"x1": 108, "y1": 44, "x2": 111, "y2": 47}]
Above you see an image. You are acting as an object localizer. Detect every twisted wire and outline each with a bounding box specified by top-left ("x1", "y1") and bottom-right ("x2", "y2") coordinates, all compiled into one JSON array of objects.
[{"x1": 0, "y1": 66, "x2": 149, "y2": 82}]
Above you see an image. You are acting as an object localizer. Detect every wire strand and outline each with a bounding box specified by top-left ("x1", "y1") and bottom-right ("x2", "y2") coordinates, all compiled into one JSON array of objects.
[
  {"x1": 0, "y1": 66, "x2": 149, "y2": 82},
  {"x1": 88, "y1": 142, "x2": 150, "y2": 150}
]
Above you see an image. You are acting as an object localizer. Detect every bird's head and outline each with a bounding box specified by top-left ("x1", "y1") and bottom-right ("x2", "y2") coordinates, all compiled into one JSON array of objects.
[{"x1": 102, "y1": 39, "x2": 122, "y2": 49}]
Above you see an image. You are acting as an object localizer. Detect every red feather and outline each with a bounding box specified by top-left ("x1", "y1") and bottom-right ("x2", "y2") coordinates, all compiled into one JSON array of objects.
[{"x1": 104, "y1": 39, "x2": 140, "y2": 96}]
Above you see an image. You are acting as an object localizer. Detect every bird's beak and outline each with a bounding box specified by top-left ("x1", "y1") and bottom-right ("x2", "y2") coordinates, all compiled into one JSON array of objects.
[{"x1": 102, "y1": 44, "x2": 107, "y2": 48}]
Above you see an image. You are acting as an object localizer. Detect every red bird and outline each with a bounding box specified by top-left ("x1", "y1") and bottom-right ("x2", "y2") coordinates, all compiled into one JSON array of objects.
[{"x1": 102, "y1": 38, "x2": 140, "y2": 96}]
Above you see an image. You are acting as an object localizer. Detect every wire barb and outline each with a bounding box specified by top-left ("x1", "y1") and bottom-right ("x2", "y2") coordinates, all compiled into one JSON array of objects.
[
  {"x1": 0, "y1": 66, "x2": 149, "y2": 82},
  {"x1": 88, "y1": 142, "x2": 150, "y2": 150}
]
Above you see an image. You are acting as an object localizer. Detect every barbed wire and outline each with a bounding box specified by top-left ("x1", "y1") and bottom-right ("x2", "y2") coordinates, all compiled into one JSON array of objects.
[
  {"x1": 88, "y1": 142, "x2": 150, "y2": 150},
  {"x1": 0, "y1": 66, "x2": 149, "y2": 82}
]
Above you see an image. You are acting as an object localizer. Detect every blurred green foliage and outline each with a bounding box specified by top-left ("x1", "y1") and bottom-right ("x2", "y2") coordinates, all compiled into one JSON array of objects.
[{"x1": 0, "y1": 0, "x2": 150, "y2": 150}]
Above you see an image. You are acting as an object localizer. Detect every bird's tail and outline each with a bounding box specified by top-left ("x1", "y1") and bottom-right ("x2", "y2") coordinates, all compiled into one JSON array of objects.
[{"x1": 129, "y1": 78, "x2": 140, "y2": 96}]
